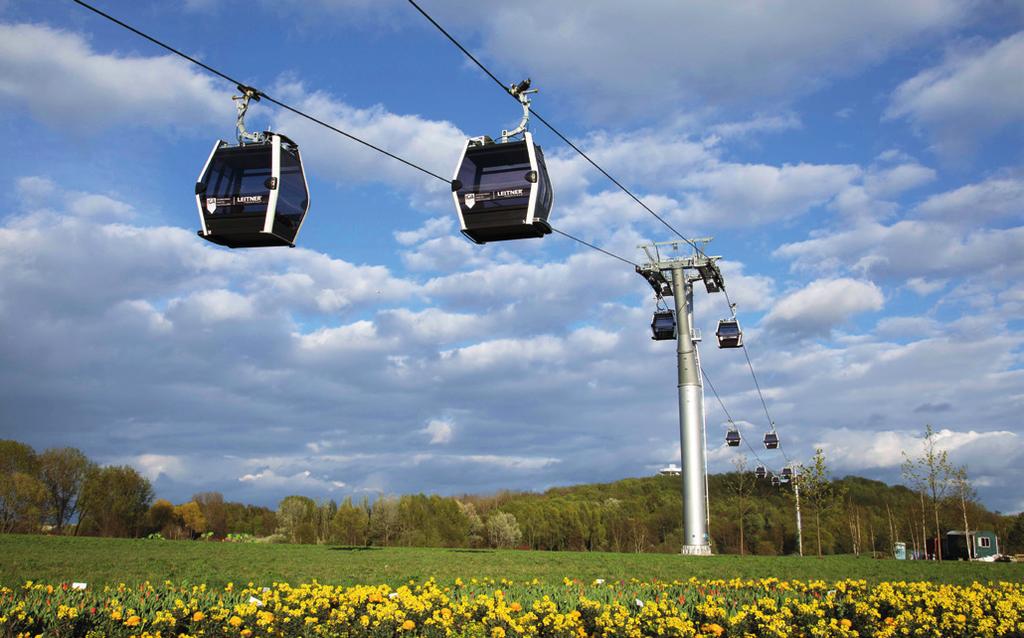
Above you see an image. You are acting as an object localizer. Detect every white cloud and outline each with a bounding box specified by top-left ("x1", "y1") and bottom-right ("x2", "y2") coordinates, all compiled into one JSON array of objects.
[
  {"x1": 763, "y1": 278, "x2": 884, "y2": 337},
  {"x1": 239, "y1": 469, "x2": 346, "y2": 491},
  {"x1": 708, "y1": 112, "x2": 802, "y2": 139},
  {"x1": 886, "y1": 32, "x2": 1024, "y2": 153},
  {"x1": 915, "y1": 176, "x2": 1024, "y2": 221},
  {"x1": 0, "y1": 22, "x2": 226, "y2": 132},
  {"x1": 270, "y1": 80, "x2": 465, "y2": 198},
  {"x1": 423, "y1": 0, "x2": 967, "y2": 118},
  {"x1": 776, "y1": 220, "x2": 1024, "y2": 282},
  {"x1": 422, "y1": 419, "x2": 454, "y2": 445},
  {"x1": 681, "y1": 162, "x2": 861, "y2": 225},
  {"x1": 134, "y1": 454, "x2": 188, "y2": 481}
]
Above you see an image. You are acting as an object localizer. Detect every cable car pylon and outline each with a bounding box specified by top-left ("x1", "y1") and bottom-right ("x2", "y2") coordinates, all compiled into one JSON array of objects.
[{"x1": 637, "y1": 237, "x2": 726, "y2": 556}]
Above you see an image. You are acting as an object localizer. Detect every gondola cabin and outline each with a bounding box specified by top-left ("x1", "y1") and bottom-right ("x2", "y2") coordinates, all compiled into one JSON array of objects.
[
  {"x1": 451, "y1": 132, "x2": 553, "y2": 243},
  {"x1": 763, "y1": 431, "x2": 780, "y2": 450},
  {"x1": 716, "y1": 319, "x2": 743, "y2": 348},
  {"x1": 196, "y1": 133, "x2": 309, "y2": 248},
  {"x1": 755, "y1": 466, "x2": 767, "y2": 480},
  {"x1": 725, "y1": 428, "x2": 741, "y2": 447},
  {"x1": 781, "y1": 466, "x2": 793, "y2": 480},
  {"x1": 651, "y1": 310, "x2": 677, "y2": 340},
  {"x1": 770, "y1": 476, "x2": 781, "y2": 487}
]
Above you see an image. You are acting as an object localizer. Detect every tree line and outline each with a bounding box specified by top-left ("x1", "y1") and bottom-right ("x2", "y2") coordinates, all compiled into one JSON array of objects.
[{"x1": 3, "y1": 430, "x2": 1023, "y2": 555}]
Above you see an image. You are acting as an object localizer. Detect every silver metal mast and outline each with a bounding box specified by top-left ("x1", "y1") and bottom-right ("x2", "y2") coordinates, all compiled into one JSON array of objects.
[
  {"x1": 638, "y1": 239, "x2": 723, "y2": 556},
  {"x1": 673, "y1": 267, "x2": 711, "y2": 554}
]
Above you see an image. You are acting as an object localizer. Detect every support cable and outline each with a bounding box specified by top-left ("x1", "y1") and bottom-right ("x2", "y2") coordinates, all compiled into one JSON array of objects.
[
  {"x1": 72, "y1": 0, "x2": 451, "y2": 184},
  {"x1": 700, "y1": 365, "x2": 771, "y2": 472},
  {"x1": 550, "y1": 227, "x2": 639, "y2": 268},
  {"x1": 406, "y1": 0, "x2": 702, "y2": 253},
  {"x1": 72, "y1": 1, "x2": 640, "y2": 272}
]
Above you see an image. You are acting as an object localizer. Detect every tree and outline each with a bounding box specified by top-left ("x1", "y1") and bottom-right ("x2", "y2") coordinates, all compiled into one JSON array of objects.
[
  {"x1": 38, "y1": 447, "x2": 92, "y2": 533},
  {"x1": 457, "y1": 500, "x2": 485, "y2": 547},
  {"x1": 191, "y1": 492, "x2": 228, "y2": 538},
  {"x1": 332, "y1": 497, "x2": 369, "y2": 545},
  {"x1": 798, "y1": 448, "x2": 842, "y2": 558},
  {"x1": 147, "y1": 499, "x2": 177, "y2": 535},
  {"x1": 0, "y1": 472, "x2": 48, "y2": 533},
  {"x1": 950, "y1": 465, "x2": 976, "y2": 559},
  {"x1": 369, "y1": 496, "x2": 400, "y2": 546},
  {"x1": 727, "y1": 455, "x2": 755, "y2": 555},
  {"x1": 486, "y1": 511, "x2": 522, "y2": 548},
  {"x1": 175, "y1": 501, "x2": 207, "y2": 537},
  {"x1": 0, "y1": 440, "x2": 38, "y2": 476},
  {"x1": 277, "y1": 495, "x2": 317, "y2": 543},
  {"x1": 77, "y1": 466, "x2": 153, "y2": 537},
  {"x1": 902, "y1": 425, "x2": 953, "y2": 560}
]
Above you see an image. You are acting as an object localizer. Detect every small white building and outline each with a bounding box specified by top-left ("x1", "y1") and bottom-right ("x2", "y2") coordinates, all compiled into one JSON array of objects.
[{"x1": 659, "y1": 464, "x2": 681, "y2": 476}]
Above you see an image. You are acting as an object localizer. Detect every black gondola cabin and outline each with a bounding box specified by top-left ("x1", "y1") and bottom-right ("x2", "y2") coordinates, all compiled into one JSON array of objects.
[
  {"x1": 196, "y1": 133, "x2": 309, "y2": 248},
  {"x1": 726, "y1": 428, "x2": 741, "y2": 447},
  {"x1": 755, "y1": 466, "x2": 767, "y2": 480},
  {"x1": 716, "y1": 319, "x2": 743, "y2": 348},
  {"x1": 763, "y1": 431, "x2": 780, "y2": 450},
  {"x1": 651, "y1": 310, "x2": 677, "y2": 341},
  {"x1": 451, "y1": 132, "x2": 553, "y2": 243}
]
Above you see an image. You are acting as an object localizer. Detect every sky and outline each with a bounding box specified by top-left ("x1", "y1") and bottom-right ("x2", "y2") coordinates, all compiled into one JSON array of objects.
[{"x1": 1, "y1": 0, "x2": 1022, "y2": 513}]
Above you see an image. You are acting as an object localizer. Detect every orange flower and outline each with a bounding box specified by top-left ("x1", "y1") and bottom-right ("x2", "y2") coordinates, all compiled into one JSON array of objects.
[
  {"x1": 229, "y1": 615, "x2": 243, "y2": 627},
  {"x1": 401, "y1": 619, "x2": 416, "y2": 631},
  {"x1": 192, "y1": 611, "x2": 206, "y2": 622},
  {"x1": 509, "y1": 602, "x2": 522, "y2": 613},
  {"x1": 125, "y1": 615, "x2": 141, "y2": 627}
]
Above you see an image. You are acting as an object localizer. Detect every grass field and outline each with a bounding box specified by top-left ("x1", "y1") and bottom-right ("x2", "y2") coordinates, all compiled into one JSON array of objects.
[{"x1": 3, "y1": 533, "x2": 1022, "y2": 587}]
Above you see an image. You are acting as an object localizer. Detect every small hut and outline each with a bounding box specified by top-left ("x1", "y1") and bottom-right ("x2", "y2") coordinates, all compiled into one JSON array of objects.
[{"x1": 944, "y1": 530, "x2": 1000, "y2": 560}]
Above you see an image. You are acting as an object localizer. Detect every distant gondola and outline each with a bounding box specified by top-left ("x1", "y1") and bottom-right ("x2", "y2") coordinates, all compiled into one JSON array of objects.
[
  {"x1": 754, "y1": 466, "x2": 767, "y2": 480},
  {"x1": 763, "y1": 431, "x2": 780, "y2": 450},
  {"x1": 725, "y1": 428, "x2": 741, "y2": 447},
  {"x1": 716, "y1": 318, "x2": 743, "y2": 349},
  {"x1": 651, "y1": 310, "x2": 677, "y2": 341}
]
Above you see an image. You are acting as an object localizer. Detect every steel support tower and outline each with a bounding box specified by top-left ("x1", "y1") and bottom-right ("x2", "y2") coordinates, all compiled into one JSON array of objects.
[{"x1": 638, "y1": 239, "x2": 725, "y2": 556}]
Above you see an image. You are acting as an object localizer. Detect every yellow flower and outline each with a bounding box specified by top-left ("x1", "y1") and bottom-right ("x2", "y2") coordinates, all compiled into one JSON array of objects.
[
  {"x1": 840, "y1": 618, "x2": 852, "y2": 630},
  {"x1": 241, "y1": 631, "x2": 252, "y2": 637},
  {"x1": 402, "y1": 619, "x2": 416, "y2": 631},
  {"x1": 492, "y1": 627, "x2": 506, "y2": 638},
  {"x1": 192, "y1": 611, "x2": 205, "y2": 622},
  {"x1": 228, "y1": 615, "x2": 243, "y2": 627}
]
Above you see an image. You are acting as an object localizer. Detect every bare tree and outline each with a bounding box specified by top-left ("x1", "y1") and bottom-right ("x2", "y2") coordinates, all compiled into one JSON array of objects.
[
  {"x1": 798, "y1": 448, "x2": 843, "y2": 558},
  {"x1": 727, "y1": 455, "x2": 755, "y2": 555},
  {"x1": 951, "y1": 465, "x2": 976, "y2": 560},
  {"x1": 902, "y1": 425, "x2": 953, "y2": 560}
]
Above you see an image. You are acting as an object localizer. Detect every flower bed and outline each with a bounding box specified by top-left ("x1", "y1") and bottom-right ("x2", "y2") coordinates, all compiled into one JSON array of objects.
[{"x1": 2, "y1": 577, "x2": 1023, "y2": 637}]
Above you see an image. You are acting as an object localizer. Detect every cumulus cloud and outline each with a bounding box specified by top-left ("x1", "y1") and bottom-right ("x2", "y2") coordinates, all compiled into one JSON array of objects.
[
  {"x1": 762, "y1": 278, "x2": 884, "y2": 338},
  {"x1": 420, "y1": 0, "x2": 967, "y2": 119},
  {"x1": 886, "y1": 32, "x2": 1024, "y2": 153},
  {"x1": 680, "y1": 162, "x2": 861, "y2": 226},
  {"x1": 422, "y1": 419, "x2": 454, "y2": 445},
  {"x1": 775, "y1": 220, "x2": 1024, "y2": 282},
  {"x1": 915, "y1": 176, "x2": 1024, "y2": 221},
  {"x1": 0, "y1": 22, "x2": 227, "y2": 132},
  {"x1": 270, "y1": 80, "x2": 465, "y2": 198}
]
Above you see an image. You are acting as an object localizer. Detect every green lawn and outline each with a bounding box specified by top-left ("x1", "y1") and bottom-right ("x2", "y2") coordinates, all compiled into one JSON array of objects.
[{"x1": 2, "y1": 534, "x2": 1021, "y2": 588}]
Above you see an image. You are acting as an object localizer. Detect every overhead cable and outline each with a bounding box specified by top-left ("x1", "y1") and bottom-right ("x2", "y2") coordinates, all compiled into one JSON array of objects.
[
  {"x1": 71, "y1": 0, "x2": 638, "y2": 271},
  {"x1": 406, "y1": 0, "x2": 703, "y2": 254},
  {"x1": 72, "y1": 0, "x2": 451, "y2": 184}
]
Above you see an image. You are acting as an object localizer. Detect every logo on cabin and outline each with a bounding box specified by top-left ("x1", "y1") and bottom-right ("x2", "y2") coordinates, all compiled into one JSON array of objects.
[
  {"x1": 464, "y1": 193, "x2": 476, "y2": 209},
  {"x1": 495, "y1": 188, "x2": 525, "y2": 198},
  {"x1": 205, "y1": 197, "x2": 217, "y2": 213},
  {"x1": 235, "y1": 195, "x2": 264, "y2": 205}
]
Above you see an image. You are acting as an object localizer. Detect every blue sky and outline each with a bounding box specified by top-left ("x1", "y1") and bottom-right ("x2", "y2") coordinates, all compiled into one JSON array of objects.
[{"x1": 1, "y1": 1, "x2": 1022, "y2": 512}]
